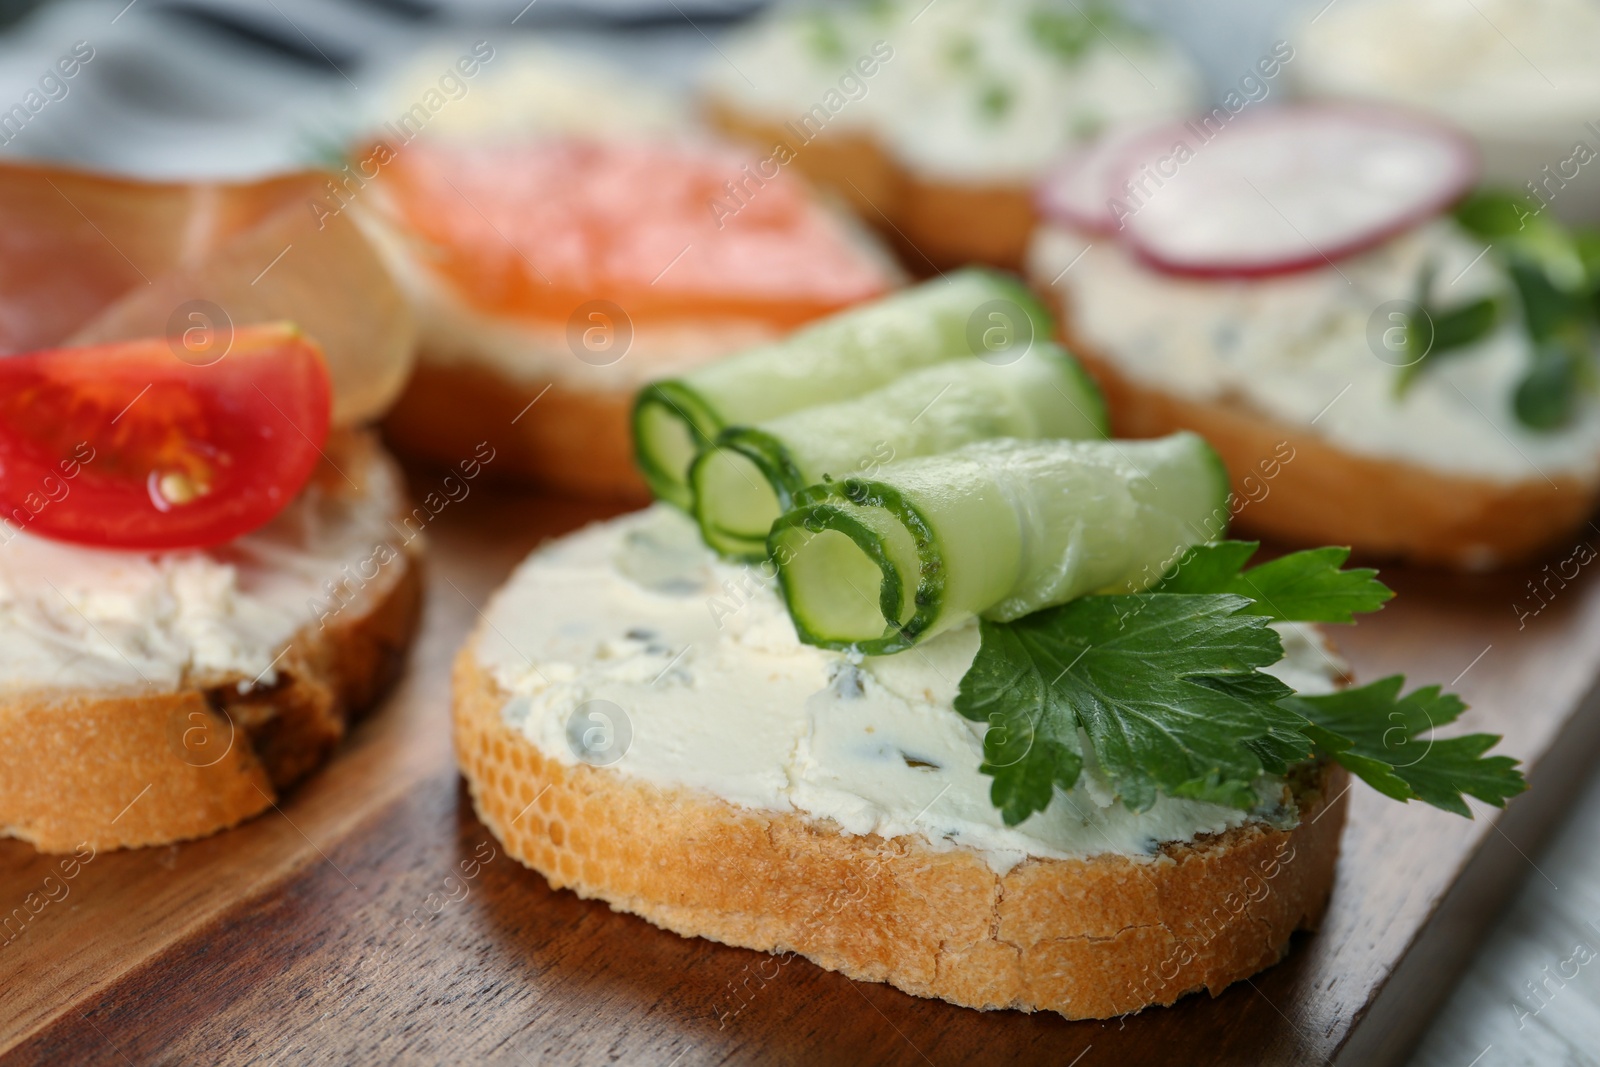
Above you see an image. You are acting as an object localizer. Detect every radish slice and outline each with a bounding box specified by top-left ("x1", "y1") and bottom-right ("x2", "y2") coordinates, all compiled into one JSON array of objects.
[
  {"x1": 1036, "y1": 125, "x2": 1164, "y2": 235},
  {"x1": 1112, "y1": 105, "x2": 1478, "y2": 278}
]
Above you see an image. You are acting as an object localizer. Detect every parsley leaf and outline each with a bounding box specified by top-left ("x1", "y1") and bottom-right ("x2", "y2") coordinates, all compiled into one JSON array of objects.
[
  {"x1": 1028, "y1": 1, "x2": 1151, "y2": 63},
  {"x1": 1453, "y1": 189, "x2": 1535, "y2": 239},
  {"x1": 1450, "y1": 190, "x2": 1600, "y2": 431},
  {"x1": 1282, "y1": 677, "x2": 1526, "y2": 816},
  {"x1": 1394, "y1": 295, "x2": 1501, "y2": 396},
  {"x1": 1510, "y1": 257, "x2": 1589, "y2": 343},
  {"x1": 954, "y1": 594, "x2": 1313, "y2": 824},
  {"x1": 801, "y1": 12, "x2": 847, "y2": 63},
  {"x1": 1507, "y1": 257, "x2": 1596, "y2": 431},
  {"x1": 1516, "y1": 341, "x2": 1586, "y2": 430},
  {"x1": 978, "y1": 82, "x2": 1014, "y2": 121},
  {"x1": 1153, "y1": 541, "x2": 1394, "y2": 623},
  {"x1": 955, "y1": 619, "x2": 1083, "y2": 825},
  {"x1": 955, "y1": 569, "x2": 1523, "y2": 826}
]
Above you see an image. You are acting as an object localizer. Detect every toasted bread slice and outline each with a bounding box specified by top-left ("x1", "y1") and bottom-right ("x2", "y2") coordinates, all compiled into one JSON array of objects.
[
  {"x1": 703, "y1": 101, "x2": 1035, "y2": 272},
  {"x1": 893, "y1": 170, "x2": 1035, "y2": 272},
  {"x1": 384, "y1": 360, "x2": 646, "y2": 503},
  {"x1": 452, "y1": 642, "x2": 1347, "y2": 1019},
  {"x1": 369, "y1": 137, "x2": 901, "y2": 500},
  {"x1": 701, "y1": 98, "x2": 906, "y2": 223},
  {"x1": 0, "y1": 431, "x2": 421, "y2": 853},
  {"x1": 1065, "y1": 336, "x2": 1599, "y2": 570}
]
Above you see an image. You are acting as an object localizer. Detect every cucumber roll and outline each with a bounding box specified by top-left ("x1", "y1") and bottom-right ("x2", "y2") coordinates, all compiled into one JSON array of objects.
[
  {"x1": 632, "y1": 269, "x2": 1052, "y2": 508},
  {"x1": 769, "y1": 434, "x2": 1229, "y2": 654},
  {"x1": 691, "y1": 343, "x2": 1106, "y2": 559}
]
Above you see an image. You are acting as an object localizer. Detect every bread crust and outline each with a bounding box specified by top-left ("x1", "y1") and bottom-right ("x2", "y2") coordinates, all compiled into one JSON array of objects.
[
  {"x1": 703, "y1": 98, "x2": 1034, "y2": 271},
  {"x1": 1063, "y1": 333, "x2": 1599, "y2": 569},
  {"x1": 452, "y1": 648, "x2": 1348, "y2": 1019},
  {"x1": 384, "y1": 359, "x2": 648, "y2": 504},
  {"x1": 702, "y1": 97, "x2": 905, "y2": 220},
  {"x1": 894, "y1": 172, "x2": 1033, "y2": 272},
  {"x1": 0, "y1": 432, "x2": 423, "y2": 853}
]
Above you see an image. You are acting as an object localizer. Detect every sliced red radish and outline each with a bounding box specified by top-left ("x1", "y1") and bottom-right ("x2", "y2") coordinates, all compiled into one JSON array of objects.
[
  {"x1": 1036, "y1": 125, "x2": 1165, "y2": 235},
  {"x1": 1108, "y1": 105, "x2": 1477, "y2": 278}
]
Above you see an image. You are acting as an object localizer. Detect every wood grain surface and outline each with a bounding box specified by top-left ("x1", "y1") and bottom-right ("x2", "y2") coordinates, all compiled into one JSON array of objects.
[{"x1": 3, "y1": 468, "x2": 1600, "y2": 1067}]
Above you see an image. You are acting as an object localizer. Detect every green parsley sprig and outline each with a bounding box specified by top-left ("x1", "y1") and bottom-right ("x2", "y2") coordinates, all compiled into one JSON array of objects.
[
  {"x1": 954, "y1": 542, "x2": 1526, "y2": 826},
  {"x1": 1447, "y1": 190, "x2": 1600, "y2": 430},
  {"x1": 1392, "y1": 258, "x2": 1500, "y2": 399}
]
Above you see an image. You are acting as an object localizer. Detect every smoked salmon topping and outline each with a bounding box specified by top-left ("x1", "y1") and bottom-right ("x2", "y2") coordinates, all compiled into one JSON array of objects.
[{"x1": 378, "y1": 138, "x2": 894, "y2": 327}]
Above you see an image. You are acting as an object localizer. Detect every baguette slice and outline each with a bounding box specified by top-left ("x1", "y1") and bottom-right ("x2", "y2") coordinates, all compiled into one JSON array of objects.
[
  {"x1": 703, "y1": 100, "x2": 1035, "y2": 272},
  {"x1": 384, "y1": 359, "x2": 646, "y2": 503},
  {"x1": 701, "y1": 97, "x2": 907, "y2": 225},
  {"x1": 369, "y1": 138, "x2": 902, "y2": 501},
  {"x1": 1063, "y1": 332, "x2": 1600, "y2": 570},
  {"x1": 453, "y1": 645, "x2": 1348, "y2": 1019},
  {"x1": 0, "y1": 431, "x2": 421, "y2": 853}
]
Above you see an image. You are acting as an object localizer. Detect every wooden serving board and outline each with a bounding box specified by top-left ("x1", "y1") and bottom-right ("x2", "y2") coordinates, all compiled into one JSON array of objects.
[{"x1": 4, "y1": 471, "x2": 1600, "y2": 1067}]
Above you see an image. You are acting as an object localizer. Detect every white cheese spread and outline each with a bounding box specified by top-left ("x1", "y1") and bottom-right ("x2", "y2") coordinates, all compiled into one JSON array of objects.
[
  {"x1": 368, "y1": 41, "x2": 690, "y2": 143},
  {"x1": 387, "y1": 243, "x2": 785, "y2": 392},
  {"x1": 1292, "y1": 0, "x2": 1600, "y2": 199},
  {"x1": 706, "y1": 0, "x2": 1201, "y2": 185},
  {"x1": 0, "y1": 458, "x2": 402, "y2": 695},
  {"x1": 871, "y1": 0, "x2": 1201, "y2": 184},
  {"x1": 1030, "y1": 219, "x2": 1600, "y2": 482},
  {"x1": 474, "y1": 506, "x2": 1340, "y2": 873}
]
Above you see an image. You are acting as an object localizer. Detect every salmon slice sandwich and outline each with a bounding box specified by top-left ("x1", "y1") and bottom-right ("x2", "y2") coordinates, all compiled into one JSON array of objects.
[
  {"x1": 371, "y1": 134, "x2": 900, "y2": 501},
  {"x1": 1030, "y1": 103, "x2": 1600, "y2": 568},
  {"x1": 0, "y1": 161, "x2": 422, "y2": 852},
  {"x1": 454, "y1": 276, "x2": 1524, "y2": 1017}
]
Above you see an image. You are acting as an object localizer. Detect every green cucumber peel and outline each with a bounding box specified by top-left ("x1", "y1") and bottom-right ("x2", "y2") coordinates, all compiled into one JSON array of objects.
[
  {"x1": 633, "y1": 381, "x2": 723, "y2": 509},
  {"x1": 692, "y1": 342, "x2": 1107, "y2": 561},
  {"x1": 631, "y1": 269, "x2": 1055, "y2": 509},
  {"x1": 769, "y1": 434, "x2": 1226, "y2": 654}
]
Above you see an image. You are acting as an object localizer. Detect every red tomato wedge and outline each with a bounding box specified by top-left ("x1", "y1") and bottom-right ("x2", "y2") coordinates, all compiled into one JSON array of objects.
[
  {"x1": 0, "y1": 325, "x2": 331, "y2": 550},
  {"x1": 375, "y1": 138, "x2": 895, "y2": 328}
]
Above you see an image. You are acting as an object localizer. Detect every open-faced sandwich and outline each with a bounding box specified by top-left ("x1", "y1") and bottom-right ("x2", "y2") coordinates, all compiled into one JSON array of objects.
[
  {"x1": 1030, "y1": 103, "x2": 1600, "y2": 568},
  {"x1": 369, "y1": 133, "x2": 900, "y2": 502},
  {"x1": 0, "y1": 161, "x2": 421, "y2": 852},
  {"x1": 453, "y1": 276, "x2": 1524, "y2": 1018},
  {"x1": 703, "y1": 0, "x2": 1202, "y2": 269},
  {"x1": 1290, "y1": 0, "x2": 1600, "y2": 220}
]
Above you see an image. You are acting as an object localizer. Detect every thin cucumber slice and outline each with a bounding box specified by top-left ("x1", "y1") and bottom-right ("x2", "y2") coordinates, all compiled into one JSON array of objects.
[
  {"x1": 691, "y1": 342, "x2": 1107, "y2": 559},
  {"x1": 769, "y1": 433, "x2": 1228, "y2": 654},
  {"x1": 631, "y1": 268, "x2": 1053, "y2": 507}
]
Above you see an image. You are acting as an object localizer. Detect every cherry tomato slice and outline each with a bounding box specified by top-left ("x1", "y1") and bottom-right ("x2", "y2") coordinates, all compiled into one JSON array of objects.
[{"x1": 0, "y1": 324, "x2": 332, "y2": 550}]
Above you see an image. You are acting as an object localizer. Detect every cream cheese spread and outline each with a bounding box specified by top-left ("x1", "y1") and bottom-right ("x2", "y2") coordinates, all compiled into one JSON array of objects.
[
  {"x1": 0, "y1": 457, "x2": 402, "y2": 695},
  {"x1": 386, "y1": 241, "x2": 786, "y2": 392},
  {"x1": 1030, "y1": 219, "x2": 1600, "y2": 482},
  {"x1": 474, "y1": 506, "x2": 1341, "y2": 874},
  {"x1": 1292, "y1": 0, "x2": 1600, "y2": 197},
  {"x1": 359, "y1": 173, "x2": 897, "y2": 392},
  {"x1": 369, "y1": 41, "x2": 690, "y2": 143},
  {"x1": 706, "y1": 0, "x2": 1201, "y2": 185},
  {"x1": 1294, "y1": 0, "x2": 1600, "y2": 131}
]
